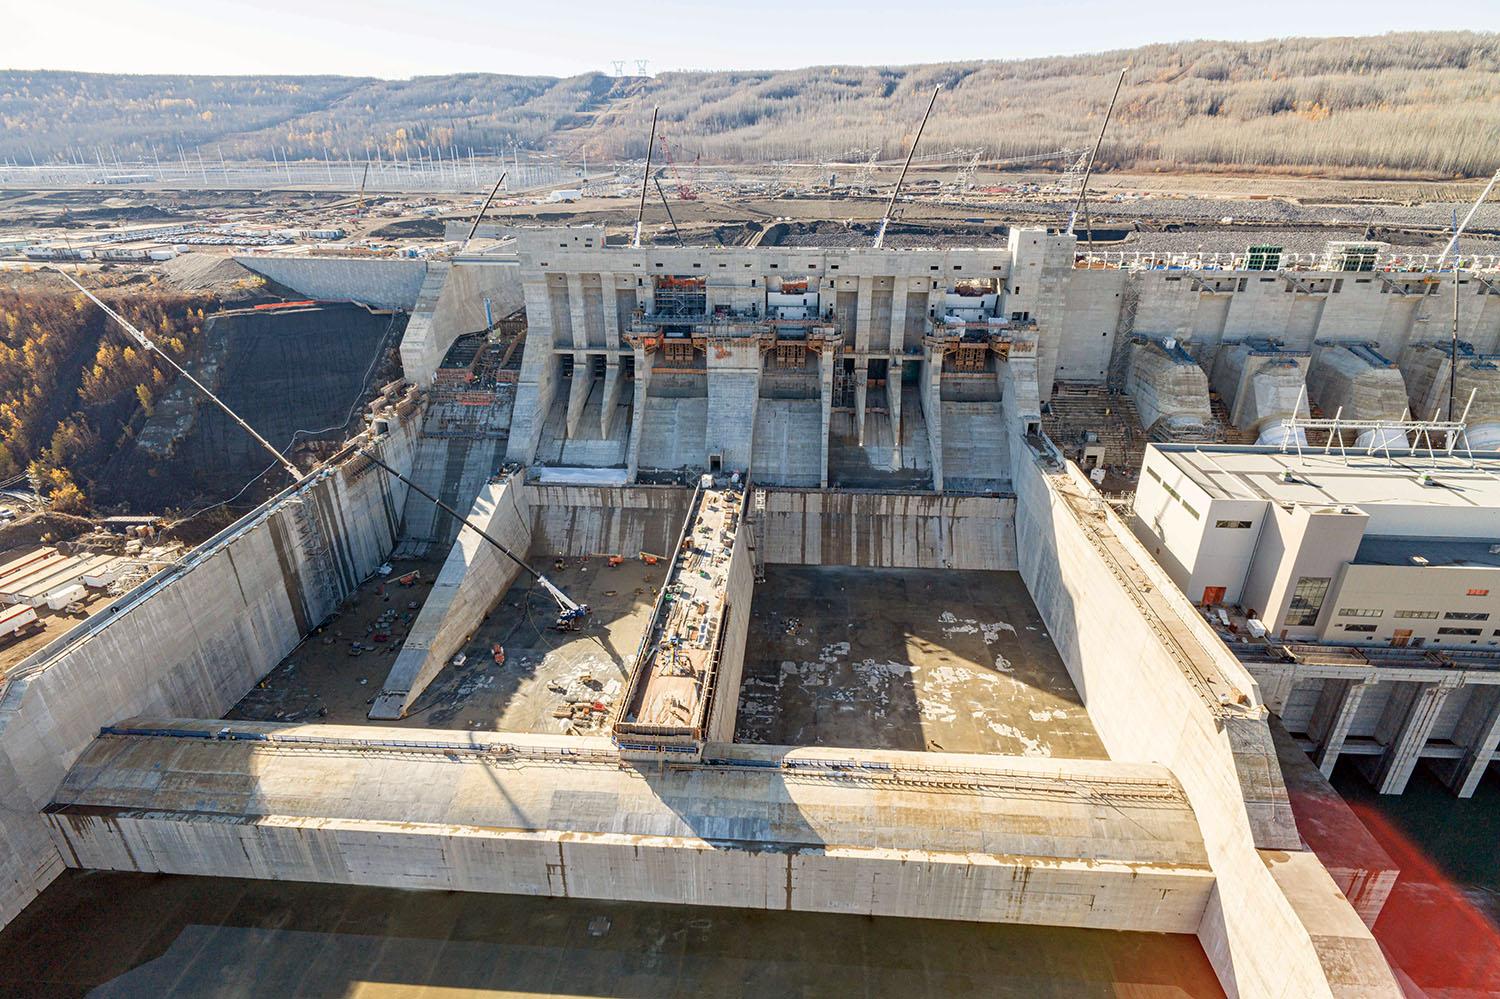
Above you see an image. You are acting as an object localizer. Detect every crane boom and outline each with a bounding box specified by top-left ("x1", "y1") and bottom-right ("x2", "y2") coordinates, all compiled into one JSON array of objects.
[
  {"x1": 461, "y1": 171, "x2": 509, "y2": 252},
  {"x1": 874, "y1": 85, "x2": 940, "y2": 249},
  {"x1": 354, "y1": 162, "x2": 370, "y2": 221},
  {"x1": 1067, "y1": 66, "x2": 1128, "y2": 240},
  {"x1": 634, "y1": 107, "x2": 659, "y2": 249},
  {"x1": 654, "y1": 174, "x2": 684, "y2": 244}
]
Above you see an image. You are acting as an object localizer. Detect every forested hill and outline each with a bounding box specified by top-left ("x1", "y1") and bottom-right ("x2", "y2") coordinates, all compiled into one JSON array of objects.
[{"x1": 2, "y1": 31, "x2": 1497, "y2": 177}]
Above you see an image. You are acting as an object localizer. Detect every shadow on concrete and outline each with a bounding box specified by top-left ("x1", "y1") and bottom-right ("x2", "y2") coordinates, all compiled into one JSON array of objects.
[{"x1": 0, "y1": 870, "x2": 1226, "y2": 997}]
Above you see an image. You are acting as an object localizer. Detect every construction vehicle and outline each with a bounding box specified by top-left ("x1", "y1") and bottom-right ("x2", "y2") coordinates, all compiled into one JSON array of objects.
[{"x1": 552, "y1": 602, "x2": 592, "y2": 632}]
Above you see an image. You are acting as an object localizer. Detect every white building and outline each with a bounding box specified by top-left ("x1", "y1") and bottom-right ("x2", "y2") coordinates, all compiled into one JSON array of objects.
[{"x1": 1132, "y1": 443, "x2": 1500, "y2": 648}]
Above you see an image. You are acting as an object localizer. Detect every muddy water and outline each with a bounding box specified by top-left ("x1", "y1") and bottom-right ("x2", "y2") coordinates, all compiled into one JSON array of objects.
[{"x1": 0, "y1": 872, "x2": 1224, "y2": 997}]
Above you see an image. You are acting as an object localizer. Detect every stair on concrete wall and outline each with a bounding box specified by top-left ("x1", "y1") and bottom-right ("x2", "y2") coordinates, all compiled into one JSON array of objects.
[{"x1": 1043, "y1": 383, "x2": 1150, "y2": 471}]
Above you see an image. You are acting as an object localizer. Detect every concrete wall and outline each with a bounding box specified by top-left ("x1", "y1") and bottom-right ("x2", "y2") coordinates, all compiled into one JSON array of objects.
[
  {"x1": 48, "y1": 806, "x2": 1210, "y2": 932},
  {"x1": 706, "y1": 510, "x2": 756, "y2": 743},
  {"x1": 528, "y1": 483, "x2": 693, "y2": 558},
  {"x1": 759, "y1": 490, "x2": 1017, "y2": 570},
  {"x1": 369, "y1": 475, "x2": 533, "y2": 720},
  {"x1": 400, "y1": 260, "x2": 525, "y2": 384},
  {"x1": 0, "y1": 409, "x2": 421, "y2": 930},
  {"x1": 236, "y1": 256, "x2": 428, "y2": 311},
  {"x1": 1012, "y1": 437, "x2": 1397, "y2": 995}
]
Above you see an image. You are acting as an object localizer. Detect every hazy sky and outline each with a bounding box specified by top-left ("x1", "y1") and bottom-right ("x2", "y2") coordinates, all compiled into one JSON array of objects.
[{"x1": 3, "y1": 0, "x2": 1497, "y2": 78}]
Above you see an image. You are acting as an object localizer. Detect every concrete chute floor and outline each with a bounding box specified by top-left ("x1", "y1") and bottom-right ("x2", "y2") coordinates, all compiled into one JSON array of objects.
[
  {"x1": 736, "y1": 566, "x2": 1106, "y2": 758},
  {"x1": 0, "y1": 871, "x2": 1226, "y2": 998}
]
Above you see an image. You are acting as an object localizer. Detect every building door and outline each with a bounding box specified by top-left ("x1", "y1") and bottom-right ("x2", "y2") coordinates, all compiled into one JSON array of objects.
[
  {"x1": 1392, "y1": 629, "x2": 1412, "y2": 648},
  {"x1": 1201, "y1": 586, "x2": 1226, "y2": 607}
]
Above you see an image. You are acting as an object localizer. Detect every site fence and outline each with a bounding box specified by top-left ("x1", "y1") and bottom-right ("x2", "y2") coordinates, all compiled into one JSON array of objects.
[{"x1": 0, "y1": 157, "x2": 572, "y2": 194}]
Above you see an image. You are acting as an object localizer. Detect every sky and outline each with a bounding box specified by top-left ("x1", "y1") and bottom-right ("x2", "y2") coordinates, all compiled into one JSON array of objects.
[{"x1": 2, "y1": 0, "x2": 1497, "y2": 78}]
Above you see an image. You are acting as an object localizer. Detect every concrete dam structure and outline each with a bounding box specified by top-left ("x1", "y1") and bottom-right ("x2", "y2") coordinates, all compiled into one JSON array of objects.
[{"x1": 16, "y1": 225, "x2": 1500, "y2": 995}]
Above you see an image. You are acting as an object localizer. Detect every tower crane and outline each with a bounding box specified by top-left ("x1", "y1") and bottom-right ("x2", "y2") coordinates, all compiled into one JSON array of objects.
[{"x1": 656, "y1": 126, "x2": 698, "y2": 201}]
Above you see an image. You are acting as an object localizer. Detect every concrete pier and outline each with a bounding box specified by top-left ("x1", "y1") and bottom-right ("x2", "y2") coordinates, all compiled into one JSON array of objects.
[
  {"x1": 369, "y1": 474, "x2": 533, "y2": 720},
  {"x1": 46, "y1": 720, "x2": 1215, "y2": 933},
  {"x1": 1254, "y1": 658, "x2": 1500, "y2": 798},
  {"x1": 1008, "y1": 356, "x2": 1396, "y2": 993}
]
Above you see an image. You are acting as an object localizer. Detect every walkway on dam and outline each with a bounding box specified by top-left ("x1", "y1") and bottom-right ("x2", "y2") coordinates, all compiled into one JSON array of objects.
[{"x1": 45, "y1": 719, "x2": 1214, "y2": 932}]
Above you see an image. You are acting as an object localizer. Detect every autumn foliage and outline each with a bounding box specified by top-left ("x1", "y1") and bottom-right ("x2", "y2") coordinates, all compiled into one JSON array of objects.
[{"x1": 0, "y1": 284, "x2": 214, "y2": 513}]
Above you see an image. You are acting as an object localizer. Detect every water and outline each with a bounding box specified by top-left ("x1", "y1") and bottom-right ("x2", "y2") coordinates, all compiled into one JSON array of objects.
[
  {"x1": 1333, "y1": 763, "x2": 1500, "y2": 993},
  {"x1": 0, "y1": 872, "x2": 1224, "y2": 997}
]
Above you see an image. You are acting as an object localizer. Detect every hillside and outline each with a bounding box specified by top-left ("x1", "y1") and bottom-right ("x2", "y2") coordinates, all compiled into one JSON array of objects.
[{"x1": 2, "y1": 32, "x2": 1499, "y2": 177}]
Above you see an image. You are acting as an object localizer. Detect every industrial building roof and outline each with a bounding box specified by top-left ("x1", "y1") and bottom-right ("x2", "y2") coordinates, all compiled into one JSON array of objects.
[
  {"x1": 1149, "y1": 444, "x2": 1500, "y2": 509},
  {"x1": 1352, "y1": 535, "x2": 1500, "y2": 569}
]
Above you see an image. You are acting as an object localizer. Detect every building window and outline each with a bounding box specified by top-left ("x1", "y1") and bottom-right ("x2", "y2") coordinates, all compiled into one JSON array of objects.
[
  {"x1": 1395, "y1": 610, "x2": 1440, "y2": 619},
  {"x1": 1444, "y1": 611, "x2": 1490, "y2": 621},
  {"x1": 1181, "y1": 501, "x2": 1200, "y2": 520},
  {"x1": 1338, "y1": 608, "x2": 1383, "y2": 618},
  {"x1": 1439, "y1": 627, "x2": 1483, "y2": 636},
  {"x1": 1344, "y1": 624, "x2": 1377, "y2": 633},
  {"x1": 1215, "y1": 519, "x2": 1252, "y2": 529},
  {"x1": 1286, "y1": 577, "x2": 1330, "y2": 627},
  {"x1": 1469, "y1": 588, "x2": 1490, "y2": 596}
]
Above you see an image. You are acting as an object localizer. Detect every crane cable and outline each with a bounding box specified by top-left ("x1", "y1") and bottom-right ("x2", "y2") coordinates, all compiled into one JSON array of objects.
[{"x1": 52, "y1": 265, "x2": 568, "y2": 605}]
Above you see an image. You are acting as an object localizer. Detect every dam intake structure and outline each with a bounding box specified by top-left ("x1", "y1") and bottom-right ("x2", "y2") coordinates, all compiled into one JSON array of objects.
[{"x1": 7, "y1": 225, "x2": 1478, "y2": 995}]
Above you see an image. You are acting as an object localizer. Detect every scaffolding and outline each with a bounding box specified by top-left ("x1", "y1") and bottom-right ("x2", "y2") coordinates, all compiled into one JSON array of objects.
[
  {"x1": 649, "y1": 276, "x2": 707, "y2": 320},
  {"x1": 1273, "y1": 384, "x2": 1482, "y2": 466}
]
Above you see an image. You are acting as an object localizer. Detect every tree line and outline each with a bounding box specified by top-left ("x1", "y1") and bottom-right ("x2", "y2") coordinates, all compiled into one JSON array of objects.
[{"x1": 1, "y1": 32, "x2": 1497, "y2": 177}]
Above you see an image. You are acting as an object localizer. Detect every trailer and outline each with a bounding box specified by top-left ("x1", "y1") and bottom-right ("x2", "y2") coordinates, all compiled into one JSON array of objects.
[{"x1": 0, "y1": 604, "x2": 40, "y2": 647}]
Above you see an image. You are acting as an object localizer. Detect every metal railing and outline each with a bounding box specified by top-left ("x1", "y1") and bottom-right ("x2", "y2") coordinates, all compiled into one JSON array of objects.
[{"x1": 1074, "y1": 250, "x2": 1500, "y2": 274}]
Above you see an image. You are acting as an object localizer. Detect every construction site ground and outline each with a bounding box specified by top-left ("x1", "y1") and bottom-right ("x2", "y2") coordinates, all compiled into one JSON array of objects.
[
  {"x1": 735, "y1": 566, "x2": 1106, "y2": 758},
  {"x1": 0, "y1": 591, "x2": 112, "y2": 678},
  {"x1": 227, "y1": 556, "x2": 659, "y2": 733}
]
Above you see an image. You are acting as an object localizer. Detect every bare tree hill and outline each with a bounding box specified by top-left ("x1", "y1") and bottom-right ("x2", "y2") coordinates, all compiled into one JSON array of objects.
[{"x1": 2, "y1": 31, "x2": 1498, "y2": 177}]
